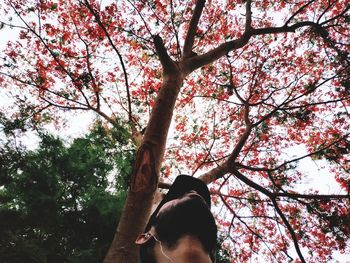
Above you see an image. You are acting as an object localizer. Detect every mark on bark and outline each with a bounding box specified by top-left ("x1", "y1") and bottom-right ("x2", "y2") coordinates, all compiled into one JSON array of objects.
[{"x1": 131, "y1": 143, "x2": 157, "y2": 194}]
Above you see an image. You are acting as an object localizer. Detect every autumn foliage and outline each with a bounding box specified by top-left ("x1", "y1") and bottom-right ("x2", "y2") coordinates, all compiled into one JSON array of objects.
[{"x1": 0, "y1": 0, "x2": 349, "y2": 262}]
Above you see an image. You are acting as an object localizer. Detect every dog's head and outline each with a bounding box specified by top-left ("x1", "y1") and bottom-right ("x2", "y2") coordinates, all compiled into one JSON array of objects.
[{"x1": 136, "y1": 175, "x2": 217, "y2": 263}]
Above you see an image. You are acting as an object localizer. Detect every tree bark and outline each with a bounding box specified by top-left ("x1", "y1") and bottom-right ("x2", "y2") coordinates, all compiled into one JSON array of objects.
[{"x1": 104, "y1": 71, "x2": 184, "y2": 263}]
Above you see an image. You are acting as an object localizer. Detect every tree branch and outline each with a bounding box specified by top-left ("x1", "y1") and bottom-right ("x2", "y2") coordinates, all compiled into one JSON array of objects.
[
  {"x1": 186, "y1": 19, "x2": 332, "y2": 73},
  {"x1": 170, "y1": 0, "x2": 182, "y2": 58},
  {"x1": 236, "y1": 132, "x2": 350, "y2": 173},
  {"x1": 251, "y1": 21, "x2": 321, "y2": 36},
  {"x1": 276, "y1": 192, "x2": 350, "y2": 200},
  {"x1": 199, "y1": 104, "x2": 252, "y2": 183},
  {"x1": 0, "y1": 71, "x2": 91, "y2": 108},
  {"x1": 245, "y1": 0, "x2": 253, "y2": 31},
  {"x1": 153, "y1": 35, "x2": 177, "y2": 75},
  {"x1": 285, "y1": 0, "x2": 316, "y2": 26},
  {"x1": 84, "y1": 0, "x2": 133, "y2": 123},
  {"x1": 271, "y1": 198, "x2": 306, "y2": 263},
  {"x1": 70, "y1": 14, "x2": 101, "y2": 110},
  {"x1": 185, "y1": 33, "x2": 251, "y2": 72},
  {"x1": 183, "y1": 0, "x2": 206, "y2": 58},
  {"x1": 214, "y1": 169, "x2": 305, "y2": 262}
]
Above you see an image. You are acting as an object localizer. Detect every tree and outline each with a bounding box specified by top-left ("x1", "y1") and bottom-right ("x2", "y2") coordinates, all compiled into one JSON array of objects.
[
  {"x1": 0, "y1": 0, "x2": 349, "y2": 262},
  {"x1": 0, "y1": 121, "x2": 132, "y2": 262}
]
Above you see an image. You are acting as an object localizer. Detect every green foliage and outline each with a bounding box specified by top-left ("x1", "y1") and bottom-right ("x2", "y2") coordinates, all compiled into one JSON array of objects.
[
  {"x1": 0, "y1": 122, "x2": 133, "y2": 263},
  {"x1": 213, "y1": 234, "x2": 231, "y2": 263}
]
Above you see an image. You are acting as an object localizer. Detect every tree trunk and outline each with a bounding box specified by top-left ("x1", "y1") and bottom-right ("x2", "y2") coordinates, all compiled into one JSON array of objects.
[{"x1": 104, "y1": 72, "x2": 184, "y2": 263}]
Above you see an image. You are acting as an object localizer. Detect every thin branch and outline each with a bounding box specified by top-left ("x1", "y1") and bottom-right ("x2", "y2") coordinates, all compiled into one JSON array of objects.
[
  {"x1": 0, "y1": 71, "x2": 90, "y2": 109},
  {"x1": 320, "y1": 4, "x2": 350, "y2": 26},
  {"x1": 198, "y1": 105, "x2": 252, "y2": 184},
  {"x1": 71, "y1": 15, "x2": 101, "y2": 110},
  {"x1": 169, "y1": 0, "x2": 182, "y2": 58},
  {"x1": 40, "y1": 97, "x2": 90, "y2": 111},
  {"x1": 251, "y1": 21, "x2": 320, "y2": 36},
  {"x1": 271, "y1": 198, "x2": 306, "y2": 263},
  {"x1": 212, "y1": 191, "x2": 270, "y2": 203},
  {"x1": 84, "y1": 0, "x2": 133, "y2": 124},
  {"x1": 7, "y1": 3, "x2": 102, "y2": 111},
  {"x1": 285, "y1": 0, "x2": 316, "y2": 26},
  {"x1": 220, "y1": 195, "x2": 263, "y2": 241},
  {"x1": 9, "y1": 4, "x2": 76, "y2": 82},
  {"x1": 192, "y1": 95, "x2": 242, "y2": 105},
  {"x1": 236, "y1": 132, "x2": 350, "y2": 173},
  {"x1": 276, "y1": 192, "x2": 350, "y2": 200},
  {"x1": 222, "y1": 169, "x2": 307, "y2": 262},
  {"x1": 274, "y1": 209, "x2": 294, "y2": 261},
  {"x1": 192, "y1": 112, "x2": 217, "y2": 176},
  {"x1": 232, "y1": 104, "x2": 252, "y2": 160},
  {"x1": 226, "y1": 54, "x2": 246, "y2": 103},
  {"x1": 219, "y1": 194, "x2": 280, "y2": 262},
  {"x1": 125, "y1": 0, "x2": 153, "y2": 36},
  {"x1": 281, "y1": 96, "x2": 350, "y2": 110},
  {"x1": 317, "y1": 0, "x2": 337, "y2": 24}
]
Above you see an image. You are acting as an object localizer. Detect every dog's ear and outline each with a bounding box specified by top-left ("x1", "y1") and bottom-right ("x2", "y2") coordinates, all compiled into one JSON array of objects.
[{"x1": 135, "y1": 233, "x2": 153, "y2": 244}]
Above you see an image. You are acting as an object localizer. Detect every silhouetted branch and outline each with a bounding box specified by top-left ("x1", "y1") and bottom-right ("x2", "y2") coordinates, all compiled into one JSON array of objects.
[
  {"x1": 236, "y1": 132, "x2": 350, "y2": 173},
  {"x1": 183, "y1": 0, "x2": 206, "y2": 58},
  {"x1": 271, "y1": 198, "x2": 306, "y2": 263},
  {"x1": 84, "y1": 0, "x2": 133, "y2": 123},
  {"x1": 153, "y1": 35, "x2": 177, "y2": 74}
]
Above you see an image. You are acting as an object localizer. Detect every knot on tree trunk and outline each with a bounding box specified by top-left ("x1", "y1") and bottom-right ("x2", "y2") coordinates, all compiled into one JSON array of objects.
[{"x1": 130, "y1": 142, "x2": 158, "y2": 194}]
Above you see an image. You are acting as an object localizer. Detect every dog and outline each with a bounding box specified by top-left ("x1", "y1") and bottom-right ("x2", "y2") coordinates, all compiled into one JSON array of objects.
[{"x1": 136, "y1": 175, "x2": 217, "y2": 263}]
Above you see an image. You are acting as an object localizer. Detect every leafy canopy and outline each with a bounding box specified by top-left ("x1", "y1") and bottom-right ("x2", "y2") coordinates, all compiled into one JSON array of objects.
[{"x1": 0, "y1": 0, "x2": 349, "y2": 262}]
